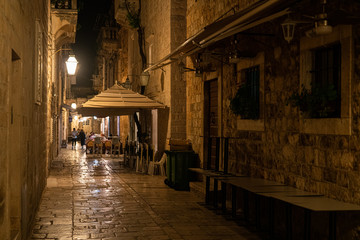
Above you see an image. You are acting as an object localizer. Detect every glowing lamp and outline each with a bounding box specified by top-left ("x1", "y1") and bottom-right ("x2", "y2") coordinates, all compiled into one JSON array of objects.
[{"x1": 66, "y1": 55, "x2": 78, "y2": 75}]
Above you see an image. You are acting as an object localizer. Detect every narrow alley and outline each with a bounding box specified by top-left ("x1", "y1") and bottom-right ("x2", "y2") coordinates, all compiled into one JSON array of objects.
[
  {"x1": 4, "y1": 1, "x2": 360, "y2": 239},
  {"x1": 30, "y1": 147, "x2": 261, "y2": 240}
]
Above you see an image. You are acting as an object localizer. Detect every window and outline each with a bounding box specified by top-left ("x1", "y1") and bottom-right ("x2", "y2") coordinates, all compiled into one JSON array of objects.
[
  {"x1": 299, "y1": 25, "x2": 352, "y2": 135},
  {"x1": 231, "y1": 65, "x2": 260, "y2": 119},
  {"x1": 311, "y1": 44, "x2": 341, "y2": 118},
  {"x1": 243, "y1": 65, "x2": 260, "y2": 119},
  {"x1": 234, "y1": 52, "x2": 264, "y2": 131},
  {"x1": 34, "y1": 19, "x2": 43, "y2": 105}
]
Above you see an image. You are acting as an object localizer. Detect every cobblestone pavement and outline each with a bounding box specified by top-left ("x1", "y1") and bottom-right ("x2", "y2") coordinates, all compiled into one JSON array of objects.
[{"x1": 30, "y1": 146, "x2": 262, "y2": 240}]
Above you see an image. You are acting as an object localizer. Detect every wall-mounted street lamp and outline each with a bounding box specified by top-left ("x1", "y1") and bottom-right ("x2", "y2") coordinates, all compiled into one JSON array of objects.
[
  {"x1": 52, "y1": 48, "x2": 79, "y2": 75},
  {"x1": 121, "y1": 72, "x2": 150, "y2": 94},
  {"x1": 140, "y1": 71, "x2": 150, "y2": 94},
  {"x1": 281, "y1": 18, "x2": 296, "y2": 43},
  {"x1": 65, "y1": 55, "x2": 79, "y2": 75},
  {"x1": 140, "y1": 71, "x2": 150, "y2": 87}
]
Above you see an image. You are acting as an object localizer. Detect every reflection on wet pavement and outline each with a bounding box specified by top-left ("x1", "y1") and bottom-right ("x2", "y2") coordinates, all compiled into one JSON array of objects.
[{"x1": 31, "y1": 147, "x2": 261, "y2": 240}]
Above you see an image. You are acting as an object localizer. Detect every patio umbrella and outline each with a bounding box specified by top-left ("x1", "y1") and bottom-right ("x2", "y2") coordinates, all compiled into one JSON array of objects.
[{"x1": 77, "y1": 83, "x2": 165, "y2": 117}]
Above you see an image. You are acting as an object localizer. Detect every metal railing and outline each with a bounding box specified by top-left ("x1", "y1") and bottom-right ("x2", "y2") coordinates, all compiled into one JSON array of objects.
[
  {"x1": 100, "y1": 28, "x2": 119, "y2": 41},
  {"x1": 51, "y1": 0, "x2": 77, "y2": 10}
]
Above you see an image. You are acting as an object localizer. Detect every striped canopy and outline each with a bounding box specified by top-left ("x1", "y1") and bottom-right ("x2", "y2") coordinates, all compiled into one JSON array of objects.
[{"x1": 78, "y1": 83, "x2": 165, "y2": 117}]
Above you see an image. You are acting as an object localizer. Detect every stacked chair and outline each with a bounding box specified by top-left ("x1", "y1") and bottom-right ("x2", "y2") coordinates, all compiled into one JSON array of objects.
[
  {"x1": 110, "y1": 137, "x2": 121, "y2": 158},
  {"x1": 148, "y1": 150, "x2": 166, "y2": 176}
]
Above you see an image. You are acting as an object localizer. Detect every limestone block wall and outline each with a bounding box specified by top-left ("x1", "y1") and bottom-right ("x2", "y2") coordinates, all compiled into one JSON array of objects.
[
  {"x1": 219, "y1": 22, "x2": 360, "y2": 206},
  {"x1": 186, "y1": 0, "x2": 360, "y2": 208},
  {"x1": 170, "y1": 0, "x2": 187, "y2": 140},
  {"x1": 186, "y1": 0, "x2": 245, "y2": 163},
  {"x1": 0, "y1": 1, "x2": 50, "y2": 239},
  {"x1": 118, "y1": 28, "x2": 128, "y2": 83},
  {"x1": 186, "y1": 0, "x2": 259, "y2": 37},
  {"x1": 141, "y1": 0, "x2": 187, "y2": 152},
  {"x1": 141, "y1": 0, "x2": 171, "y2": 105}
]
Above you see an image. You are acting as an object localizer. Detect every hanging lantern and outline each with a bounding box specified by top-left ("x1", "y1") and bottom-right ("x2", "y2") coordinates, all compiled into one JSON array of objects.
[
  {"x1": 281, "y1": 18, "x2": 296, "y2": 43},
  {"x1": 140, "y1": 71, "x2": 150, "y2": 87},
  {"x1": 65, "y1": 55, "x2": 78, "y2": 75}
]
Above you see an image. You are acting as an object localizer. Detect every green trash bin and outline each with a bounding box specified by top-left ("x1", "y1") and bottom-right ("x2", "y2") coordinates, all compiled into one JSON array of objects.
[{"x1": 164, "y1": 150, "x2": 195, "y2": 190}]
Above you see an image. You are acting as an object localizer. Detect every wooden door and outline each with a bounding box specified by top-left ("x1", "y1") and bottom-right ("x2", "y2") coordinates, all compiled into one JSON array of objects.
[{"x1": 204, "y1": 79, "x2": 218, "y2": 169}]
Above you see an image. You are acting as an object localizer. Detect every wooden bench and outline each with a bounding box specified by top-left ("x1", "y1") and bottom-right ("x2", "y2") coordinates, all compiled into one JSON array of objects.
[
  {"x1": 189, "y1": 168, "x2": 247, "y2": 210},
  {"x1": 220, "y1": 177, "x2": 360, "y2": 240},
  {"x1": 190, "y1": 136, "x2": 360, "y2": 239}
]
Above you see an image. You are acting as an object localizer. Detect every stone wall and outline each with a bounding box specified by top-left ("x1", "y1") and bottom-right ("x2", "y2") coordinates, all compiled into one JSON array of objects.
[
  {"x1": 186, "y1": 0, "x2": 259, "y2": 37},
  {"x1": 186, "y1": 0, "x2": 360, "y2": 208},
  {"x1": 170, "y1": 0, "x2": 187, "y2": 140},
  {"x1": 0, "y1": 1, "x2": 50, "y2": 239},
  {"x1": 118, "y1": 27, "x2": 128, "y2": 83},
  {"x1": 140, "y1": 0, "x2": 187, "y2": 152}
]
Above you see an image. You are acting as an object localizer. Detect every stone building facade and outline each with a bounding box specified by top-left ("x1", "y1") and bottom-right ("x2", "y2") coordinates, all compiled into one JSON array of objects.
[
  {"x1": 184, "y1": 0, "x2": 360, "y2": 207},
  {"x1": 0, "y1": 0, "x2": 77, "y2": 239},
  {"x1": 114, "y1": 0, "x2": 187, "y2": 155},
  {"x1": 118, "y1": 0, "x2": 360, "y2": 236},
  {"x1": 115, "y1": 0, "x2": 360, "y2": 206}
]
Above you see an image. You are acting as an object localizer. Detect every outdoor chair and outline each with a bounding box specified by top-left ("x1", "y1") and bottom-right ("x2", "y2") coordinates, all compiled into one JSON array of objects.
[
  {"x1": 143, "y1": 143, "x2": 150, "y2": 172},
  {"x1": 128, "y1": 141, "x2": 136, "y2": 169},
  {"x1": 148, "y1": 152, "x2": 166, "y2": 176},
  {"x1": 136, "y1": 143, "x2": 143, "y2": 172},
  {"x1": 111, "y1": 137, "x2": 121, "y2": 157},
  {"x1": 104, "y1": 141, "x2": 112, "y2": 154},
  {"x1": 86, "y1": 140, "x2": 94, "y2": 154},
  {"x1": 93, "y1": 137, "x2": 103, "y2": 156}
]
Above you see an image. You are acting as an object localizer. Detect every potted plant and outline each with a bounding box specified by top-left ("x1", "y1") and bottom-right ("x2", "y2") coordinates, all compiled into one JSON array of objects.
[
  {"x1": 230, "y1": 83, "x2": 259, "y2": 119},
  {"x1": 286, "y1": 84, "x2": 339, "y2": 118}
]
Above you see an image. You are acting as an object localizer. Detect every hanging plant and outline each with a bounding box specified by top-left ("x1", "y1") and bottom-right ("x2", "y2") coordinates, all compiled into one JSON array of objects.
[
  {"x1": 230, "y1": 84, "x2": 259, "y2": 119},
  {"x1": 125, "y1": 0, "x2": 147, "y2": 70},
  {"x1": 286, "y1": 84, "x2": 339, "y2": 118},
  {"x1": 126, "y1": 12, "x2": 140, "y2": 29}
]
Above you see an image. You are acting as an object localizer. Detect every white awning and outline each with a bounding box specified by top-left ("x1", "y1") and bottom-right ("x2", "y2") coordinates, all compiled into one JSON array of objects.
[
  {"x1": 78, "y1": 83, "x2": 165, "y2": 117},
  {"x1": 144, "y1": 0, "x2": 295, "y2": 72}
]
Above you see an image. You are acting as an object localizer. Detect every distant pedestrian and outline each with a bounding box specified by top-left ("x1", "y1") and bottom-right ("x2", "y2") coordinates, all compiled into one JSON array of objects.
[
  {"x1": 71, "y1": 128, "x2": 78, "y2": 149},
  {"x1": 79, "y1": 129, "x2": 86, "y2": 150}
]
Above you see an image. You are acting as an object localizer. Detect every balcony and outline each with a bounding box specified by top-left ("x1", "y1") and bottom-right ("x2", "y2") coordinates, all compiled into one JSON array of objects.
[
  {"x1": 98, "y1": 27, "x2": 121, "y2": 51},
  {"x1": 51, "y1": 0, "x2": 77, "y2": 10},
  {"x1": 51, "y1": 0, "x2": 78, "y2": 48}
]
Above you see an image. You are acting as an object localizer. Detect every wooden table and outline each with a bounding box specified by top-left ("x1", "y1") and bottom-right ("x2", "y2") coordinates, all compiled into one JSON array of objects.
[{"x1": 188, "y1": 168, "x2": 239, "y2": 206}]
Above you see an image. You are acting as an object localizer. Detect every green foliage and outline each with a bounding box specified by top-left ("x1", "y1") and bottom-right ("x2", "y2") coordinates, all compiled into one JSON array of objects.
[
  {"x1": 126, "y1": 12, "x2": 140, "y2": 29},
  {"x1": 286, "y1": 84, "x2": 338, "y2": 118},
  {"x1": 230, "y1": 84, "x2": 259, "y2": 119}
]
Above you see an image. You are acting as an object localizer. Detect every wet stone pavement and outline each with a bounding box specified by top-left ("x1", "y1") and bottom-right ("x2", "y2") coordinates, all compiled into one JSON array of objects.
[{"x1": 30, "y1": 146, "x2": 262, "y2": 240}]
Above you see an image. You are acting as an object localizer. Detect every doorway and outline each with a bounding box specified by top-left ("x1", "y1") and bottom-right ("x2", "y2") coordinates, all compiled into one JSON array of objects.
[{"x1": 204, "y1": 79, "x2": 218, "y2": 169}]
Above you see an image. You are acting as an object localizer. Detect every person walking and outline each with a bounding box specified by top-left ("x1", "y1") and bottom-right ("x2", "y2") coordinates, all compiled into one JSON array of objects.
[
  {"x1": 71, "y1": 128, "x2": 78, "y2": 150},
  {"x1": 79, "y1": 129, "x2": 86, "y2": 150}
]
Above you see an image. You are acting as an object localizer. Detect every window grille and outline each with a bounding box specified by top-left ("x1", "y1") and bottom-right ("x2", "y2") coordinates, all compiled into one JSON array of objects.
[
  {"x1": 244, "y1": 65, "x2": 260, "y2": 119},
  {"x1": 311, "y1": 43, "x2": 341, "y2": 118}
]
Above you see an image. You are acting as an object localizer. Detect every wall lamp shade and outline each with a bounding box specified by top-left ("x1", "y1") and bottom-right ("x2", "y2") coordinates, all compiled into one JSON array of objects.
[
  {"x1": 314, "y1": 15, "x2": 332, "y2": 35},
  {"x1": 71, "y1": 103, "x2": 77, "y2": 109},
  {"x1": 281, "y1": 19, "x2": 296, "y2": 43},
  {"x1": 140, "y1": 71, "x2": 150, "y2": 87},
  {"x1": 65, "y1": 55, "x2": 78, "y2": 75}
]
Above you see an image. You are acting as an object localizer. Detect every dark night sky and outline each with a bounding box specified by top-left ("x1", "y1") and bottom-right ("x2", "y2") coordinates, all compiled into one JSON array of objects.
[{"x1": 73, "y1": 0, "x2": 112, "y2": 87}]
